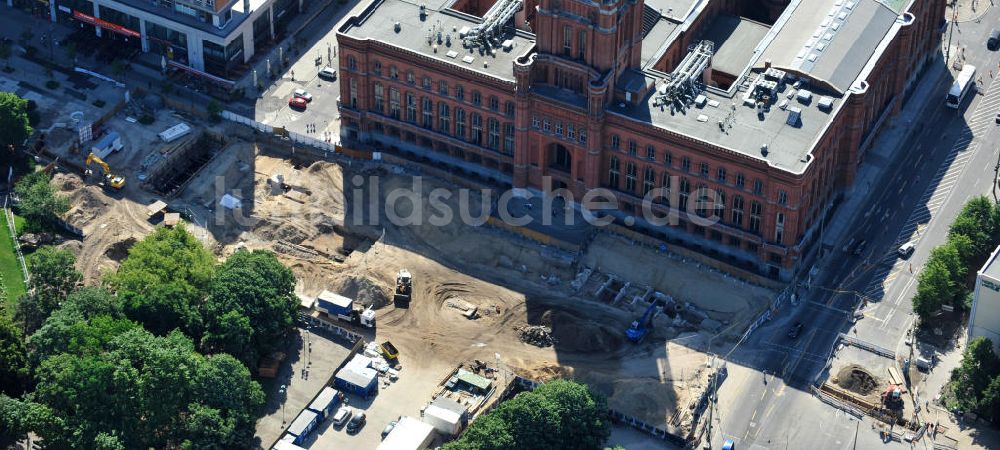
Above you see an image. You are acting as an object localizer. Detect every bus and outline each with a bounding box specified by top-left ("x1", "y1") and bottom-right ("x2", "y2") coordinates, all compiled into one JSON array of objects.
[{"x1": 946, "y1": 64, "x2": 976, "y2": 109}]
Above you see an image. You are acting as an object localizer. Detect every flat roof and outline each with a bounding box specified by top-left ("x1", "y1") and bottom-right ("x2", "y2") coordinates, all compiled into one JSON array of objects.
[
  {"x1": 317, "y1": 290, "x2": 353, "y2": 308},
  {"x1": 107, "y1": 0, "x2": 270, "y2": 39},
  {"x1": 641, "y1": 18, "x2": 680, "y2": 67},
  {"x1": 455, "y1": 368, "x2": 492, "y2": 391},
  {"x1": 308, "y1": 387, "x2": 340, "y2": 411},
  {"x1": 340, "y1": 0, "x2": 533, "y2": 82},
  {"x1": 700, "y1": 15, "x2": 770, "y2": 77},
  {"x1": 755, "y1": 0, "x2": 899, "y2": 93},
  {"x1": 610, "y1": 74, "x2": 842, "y2": 173},
  {"x1": 644, "y1": 0, "x2": 700, "y2": 21},
  {"x1": 981, "y1": 246, "x2": 1000, "y2": 282},
  {"x1": 287, "y1": 409, "x2": 318, "y2": 435},
  {"x1": 377, "y1": 417, "x2": 436, "y2": 450}
]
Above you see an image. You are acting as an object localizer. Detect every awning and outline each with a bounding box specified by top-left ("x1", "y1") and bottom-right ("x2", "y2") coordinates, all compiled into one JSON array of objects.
[
  {"x1": 72, "y1": 11, "x2": 140, "y2": 39},
  {"x1": 167, "y1": 60, "x2": 236, "y2": 86}
]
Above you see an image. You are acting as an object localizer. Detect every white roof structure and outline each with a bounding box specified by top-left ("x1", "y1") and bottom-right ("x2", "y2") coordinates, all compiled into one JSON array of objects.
[
  {"x1": 317, "y1": 290, "x2": 353, "y2": 309},
  {"x1": 377, "y1": 417, "x2": 437, "y2": 450}
]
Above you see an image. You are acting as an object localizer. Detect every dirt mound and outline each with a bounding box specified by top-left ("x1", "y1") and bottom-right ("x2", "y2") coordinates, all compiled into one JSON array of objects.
[
  {"x1": 254, "y1": 220, "x2": 312, "y2": 244},
  {"x1": 105, "y1": 237, "x2": 137, "y2": 261},
  {"x1": 835, "y1": 365, "x2": 879, "y2": 396},
  {"x1": 548, "y1": 310, "x2": 625, "y2": 353},
  {"x1": 54, "y1": 173, "x2": 83, "y2": 191},
  {"x1": 336, "y1": 276, "x2": 390, "y2": 309}
]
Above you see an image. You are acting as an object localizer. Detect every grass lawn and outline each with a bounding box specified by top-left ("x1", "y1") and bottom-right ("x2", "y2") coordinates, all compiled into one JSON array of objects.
[{"x1": 0, "y1": 209, "x2": 26, "y2": 315}]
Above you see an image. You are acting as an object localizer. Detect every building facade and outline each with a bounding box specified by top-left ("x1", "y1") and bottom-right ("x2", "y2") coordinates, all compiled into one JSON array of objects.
[
  {"x1": 337, "y1": 0, "x2": 945, "y2": 281},
  {"x1": 970, "y1": 246, "x2": 1000, "y2": 352}
]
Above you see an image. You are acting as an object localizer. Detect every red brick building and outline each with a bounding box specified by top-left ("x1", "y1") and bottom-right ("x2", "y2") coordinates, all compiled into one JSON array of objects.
[{"x1": 337, "y1": 0, "x2": 945, "y2": 281}]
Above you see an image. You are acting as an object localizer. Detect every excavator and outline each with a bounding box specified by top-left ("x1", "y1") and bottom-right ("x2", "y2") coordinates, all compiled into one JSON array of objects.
[{"x1": 84, "y1": 152, "x2": 126, "y2": 191}]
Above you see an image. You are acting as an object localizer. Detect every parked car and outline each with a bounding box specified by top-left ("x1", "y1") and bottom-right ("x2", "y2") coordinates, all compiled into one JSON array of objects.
[
  {"x1": 381, "y1": 417, "x2": 399, "y2": 439},
  {"x1": 289, "y1": 96, "x2": 308, "y2": 110},
  {"x1": 995, "y1": 112, "x2": 1000, "y2": 124},
  {"x1": 293, "y1": 88, "x2": 313, "y2": 102},
  {"x1": 787, "y1": 322, "x2": 803, "y2": 339},
  {"x1": 319, "y1": 66, "x2": 338, "y2": 80},
  {"x1": 346, "y1": 412, "x2": 366, "y2": 434},
  {"x1": 332, "y1": 406, "x2": 352, "y2": 428},
  {"x1": 988, "y1": 29, "x2": 999, "y2": 51},
  {"x1": 897, "y1": 241, "x2": 915, "y2": 259}
]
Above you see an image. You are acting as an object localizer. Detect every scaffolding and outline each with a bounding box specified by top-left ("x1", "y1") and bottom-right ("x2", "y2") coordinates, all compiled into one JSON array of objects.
[
  {"x1": 462, "y1": 0, "x2": 522, "y2": 49},
  {"x1": 655, "y1": 40, "x2": 714, "y2": 112}
]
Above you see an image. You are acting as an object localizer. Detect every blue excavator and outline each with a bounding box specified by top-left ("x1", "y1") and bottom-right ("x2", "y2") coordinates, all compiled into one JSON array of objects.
[{"x1": 626, "y1": 302, "x2": 658, "y2": 343}]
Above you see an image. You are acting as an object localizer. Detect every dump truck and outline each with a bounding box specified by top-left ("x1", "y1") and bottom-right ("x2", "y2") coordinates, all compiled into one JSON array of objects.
[
  {"x1": 394, "y1": 269, "x2": 412, "y2": 307},
  {"x1": 380, "y1": 341, "x2": 399, "y2": 360}
]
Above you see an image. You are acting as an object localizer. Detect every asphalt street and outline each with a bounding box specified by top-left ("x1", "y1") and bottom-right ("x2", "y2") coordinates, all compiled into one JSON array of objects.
[{"x1": 709, "y1": 7, "x2": 1000, "y2": 449}]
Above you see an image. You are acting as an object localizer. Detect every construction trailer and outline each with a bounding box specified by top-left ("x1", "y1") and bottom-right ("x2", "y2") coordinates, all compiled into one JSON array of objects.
[
  {"x1": 334, "y1": 364, "x2": 378, "y2": 398},
  {"x1": 422, "y1": 404, "x2": 462, "y2": 437},
  {"x1": 271, "y1": 436, "x2": 307, "y2": 450},
  {"x1": 307, "y1": 387, "x2": 343, "y2": 420},
  {"x1": 90, "y1": 131, "x2": 123, "y2": 159},
  {"x1": 377, "y1": 417, "x2": 437, "y2": 450},
  {"x1": 158, "y1": 123, "x2": 191, "y2": 143},
  {"x1": 313, "y1": 290, "x2": 376, "y2": 328},
  {"x1": 286, "y1": 409, "x2": 319, "y2": 445}
]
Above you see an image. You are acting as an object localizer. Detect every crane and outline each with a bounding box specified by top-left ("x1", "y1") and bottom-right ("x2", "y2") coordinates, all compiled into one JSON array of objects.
[
  {"x1": 84, "y1": 152, "x2": 125, "y2": 190},
  {"x1": 626, "y1": 302, "x2": 659, "y2": 343}
]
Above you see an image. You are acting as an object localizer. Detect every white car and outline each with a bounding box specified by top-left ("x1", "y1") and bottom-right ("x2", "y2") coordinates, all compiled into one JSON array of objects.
[
  {"x1": 293, "y1": 89, "x2": 313, "y2": 102},
  {"x1": 319, "y1": 66, "x2": 337, "y2": 80},
  {"x1": 332, "y1": 406, "x2": 352, "y2": 427}
]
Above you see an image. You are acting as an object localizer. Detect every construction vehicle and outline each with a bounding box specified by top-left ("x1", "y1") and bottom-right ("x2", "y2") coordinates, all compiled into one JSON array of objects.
[
  {"x1": 882, "y1": 385, "x2": 904, "y2": 411},
  {"x1": 626, "y1": 302, "x2": 658, "y2": 343},
  {"x1": 379, "y1": 340, "x2": 399, "y2": 360},
  {"x1": 393, "y1": 269, "x2": 412, "y2": 307},
  {"x1": 84, "y1": 152, "x2": 125, "y2": 191},
  {"x1": 312, "y1": 291, "x2": 375, "y2": 328}
]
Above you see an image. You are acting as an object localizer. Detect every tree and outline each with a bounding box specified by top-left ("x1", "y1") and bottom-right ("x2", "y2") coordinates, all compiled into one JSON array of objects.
[
  {"x1": 109, "y1": 225, "x2": 215, "y2": 337},
  {"x1": 206, "y1": 99, "x2": 223, "y2": 122},
  {"x1": 0, "y1": 91, "x2": 32, "y2": 148},
  {"x1": 0, "y1": 314, "x2": 30, "y2": 397},
  {"x1": 948, "y1": 336, "x2": 1000, "y2": 414},
  {"x1": 443, "y1": 380, "x2": 610, "y2": 450},
  {"x1": 928, "y1": 242, "x2": 968, "y2": 309},
  {"x1": 13, "y1": 170, "x2": 69, "y2": 230},
  {"x1": 949, "y1": 196, "x2": 998, "y2": 265},
  {"x1": 980, "y1": 375, "x2": 1000, "y2": 423},
  {"x1": 0, "y1": 394, "x2": 63, "y2": 448},
  {"x1": 202, "y1": 250, "x2": 297, "y2": 366},
  {"x1": 13, "y1": 246, "x2": 83, "y2": 334},
  {"x1": 912, "y1": 258, "x2": 953, "y2": 319}
]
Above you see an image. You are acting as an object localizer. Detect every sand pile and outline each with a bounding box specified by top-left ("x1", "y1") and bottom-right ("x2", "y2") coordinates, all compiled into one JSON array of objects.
[{"x1": 336, "y1": 276, "x2": 390, "y2": 309}]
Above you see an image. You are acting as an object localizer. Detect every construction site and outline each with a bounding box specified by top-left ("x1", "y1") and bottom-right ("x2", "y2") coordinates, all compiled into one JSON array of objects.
[{"x1": 24, "y1": 84, "x2": 779, "y2": 439}]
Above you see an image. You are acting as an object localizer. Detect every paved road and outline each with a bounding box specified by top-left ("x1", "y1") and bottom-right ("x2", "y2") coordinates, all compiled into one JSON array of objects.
[{"x1": 709, "y1": 6, "x2": 1000, "y2": 449}]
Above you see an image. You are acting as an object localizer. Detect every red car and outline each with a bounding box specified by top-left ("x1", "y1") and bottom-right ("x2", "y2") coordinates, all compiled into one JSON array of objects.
[{"x1": 289, "y1": 97, "x2": 308, "y2": 110}]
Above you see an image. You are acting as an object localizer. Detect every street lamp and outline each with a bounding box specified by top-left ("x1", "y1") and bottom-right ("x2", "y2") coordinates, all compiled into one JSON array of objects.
[{"x1": 279, "y1": 384, "x2": 287, "y2": 424}]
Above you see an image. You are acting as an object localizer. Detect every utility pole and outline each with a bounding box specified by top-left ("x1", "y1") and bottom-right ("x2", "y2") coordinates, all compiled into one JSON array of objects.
[
  {"x1": 945, "y1": 0, "x2": 959, "y2": 65},
  {"x1": 993, "y1": 149, "x2": 1000, "y2": 202}
]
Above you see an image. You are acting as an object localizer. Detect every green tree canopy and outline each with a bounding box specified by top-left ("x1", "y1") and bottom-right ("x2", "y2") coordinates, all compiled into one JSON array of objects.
[
  {"x1": 949, "y1": 196, "x2": 1000, "y2": 264},
  {"x1": 948, "y1": 336, "x2": 1000, "y2": 414},
  {"x1": 442, "y1": 380, "x2": 610, "y2": 450},
  {"x1": 0, "y1": 91, "x2": 32, "y2": 148},
  {"x1": 0, "y1": 314, "x2": 30, "y2": 397},
  {"x1": 14, "y1": 246, "x2": 83, "y2": 334},
  {"x1": 109, "y1": 225, "x2": 215, "y2": 336},
  {"x1": 14, "y1": 171, "x2": 69, "y2": 230},
  {"x1": 202, "y1": 249, "x2": 297, "y2": 366}
]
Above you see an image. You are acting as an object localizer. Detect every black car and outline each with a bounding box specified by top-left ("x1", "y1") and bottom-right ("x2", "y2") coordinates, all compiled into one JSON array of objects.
[
  {"x1": 988, "y1": 29, "x2": 999, "y2": 51},
  {"x1": 787, "y1": 322, "x2": 803, "y2": 339},
  {"x1": 346, "y1": 412, "x2": 367, "y2": 434}
]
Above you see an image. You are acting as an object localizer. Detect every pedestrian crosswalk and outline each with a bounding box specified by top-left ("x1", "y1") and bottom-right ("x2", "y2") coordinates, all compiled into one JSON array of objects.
[{"x1": 859, "y1": 78, "x2": 1000, "y2": 300}]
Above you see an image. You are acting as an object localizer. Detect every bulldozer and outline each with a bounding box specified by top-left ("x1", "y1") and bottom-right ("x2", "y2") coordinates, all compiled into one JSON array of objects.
[
  {"x1": 393, "y1": 269, "x2": 412, "y2": 307},
  {"x1": 85, "y1": 152, "x2": 125, "y2": 191}
]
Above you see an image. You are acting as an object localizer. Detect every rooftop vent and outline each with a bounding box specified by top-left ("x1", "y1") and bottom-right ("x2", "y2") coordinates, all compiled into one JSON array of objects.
[
  {"x1": 818, "y1": 96, "x2": 834, "y2": 112},
  {"x1": 697, "y1": 114, "x2": 708, "y2": 122},
  {"x1": 462, "y1": 55, "x2": 475, "y2": 64},
  {"x1": 796, "y1": 89, "x2": 813, "y2": 104},
  {"x1": 786, "y1": 107, "x2": 802, "y2": 127},
  {"x1": 394, "y1": 21, "x2": 401, "y2": 32},
  {"x1": 695, "y1": 95, "x2": 707, "y2": 107},
  {"x1": 761, "y1": 144, "x2": 769, "y2": 156}
]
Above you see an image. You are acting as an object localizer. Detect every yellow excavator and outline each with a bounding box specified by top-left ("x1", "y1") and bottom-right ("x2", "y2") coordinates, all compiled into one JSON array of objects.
[{"x1": 84, "y1": 152, "x2": 126, "y2": 190}]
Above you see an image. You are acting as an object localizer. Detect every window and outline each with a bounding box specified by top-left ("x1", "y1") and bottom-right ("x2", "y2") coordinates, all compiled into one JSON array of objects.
[
  {"x1": 660, "y1": 172, "x2": 672, "y2": 206},
  {"x1": 438, "y1": 103, "x2": 450, "y2": 134},
  {"x1": 504, "y1": 123, "x2": 515, "y2": 155},
  {"x1": 389, "y1": 88, "x2": 401, "y2": 118},
  {"x1": 532, "y1": 115, "x2": 540, "y2": 128},
  {"x1": 775, "y1": 212, "x2": 785, "y2": 244},
  {"x1": 749, "y1": 201, "x2": 762, "y2": 233},
  {"x1": 555, "y1": 122, "x2": 563, "y2": 136},
  {"x1": 422, "y1": 77, "x2": 431, "y2": 90},
  {"x1": 699, "y1": 162, "x2": 709, "y2": 177},
  {"x1": 349, "y1": 78, "x2": 357, "y2": 108},
  {"x1": 505, "y1": 101, "x2": 515, "y2": 117},
  {"x1": 471, "y1": 113, "x2": 483, "y2": 145},
  {"x1": 664, "y1": 151, "x2": 673, "y2": 167},
  {"x1": 736, "y1": 173, "x2": 745, "y2": 189},
  {"x1": 695, "y1": 184, "x2": 710, "y2": 217},
  {"x1": 373, "y1": 83, "x2": 384, "y2": 113},
  {"x1": 715, "y1": 189, "x2": 726, "y2": 219},
  {"x1": 579, "y1": 130, "x2": 587, "y2": 144},
  {"x1": 543, "y1": 118, "x2": 551, "y2": 132},
  {"x1": 646, "y1": 145, "x2": 655, "y2": 160},
  {"x1": 472, "y1": 91, "x2": 481, "y2": 106},
  {"x1": 567, "y1": 124, "x2": 575, "y2": 140},
  {"x1": 611, "y1": 134, "x2": 620, "y2": 150},
  {"x1": 488, "y1": 118, "x2": 500, "y2": 150},
  {"x1": 455, "y1": 85, "x2": 464, "y2": 101},
  {"x1": 406, "y1": 71, "x2": 415, "y2": 84},
  {"x1": 563, "y1": 25, "x2": 572, "y2": 56},
  {"x1": 578, "y1": 30, "x2": 587, "y2": 59},
  {"x1": 439, "y1": 80, "x2": 448, "y2": 95},
  {"x1": 753, "y1": 179, "x2": 764, "y2": 195},
  {"x1": 390, "y1": 65, "x2": 398, "y2": 79},
  {"x1": 608, "y1": 156, "x2": 620, "y2": 188},
  {"x1": 679, "y1": 178, "x2": 690, "y2": 211},
  {"x1": 625, "y1": 162, "x2": 637, "y2": 193},
  {"x1": 347, "y1": 55, "x2": 357, "y2": 71},
  {"x1": 732, "y1": 195, "x2": 744, "y2": 227},
  {"x1": 455, "y1": 108, "x2": 466, "y2": 138},
  {"x1": 405, "y1": 93, "x2": 416, "y2": 122},
  {"x1": 778, "y1": 190, "x2": 788, "y2": 206},
  {"x1": 421, "y1": 97, "x2": 433, "y2": 128},
  {"x1": 373, "y1": 60, "x2": 382, "y2": 76},
  {"x1": 717, "y1": 167, "x2": 727, "y2": 183},
  {"x1": 489, "y1": 96, "x2": 499, "y2": 111},
  {"x1": 682, "y1": 157, "x2": 691, "y2": 172},
  {"x1": 628, "y1": 140, "x2": 637, "y2": 156},
  {"x1": 643, "y1": 167, "x2": 656, "y2": 196}
]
